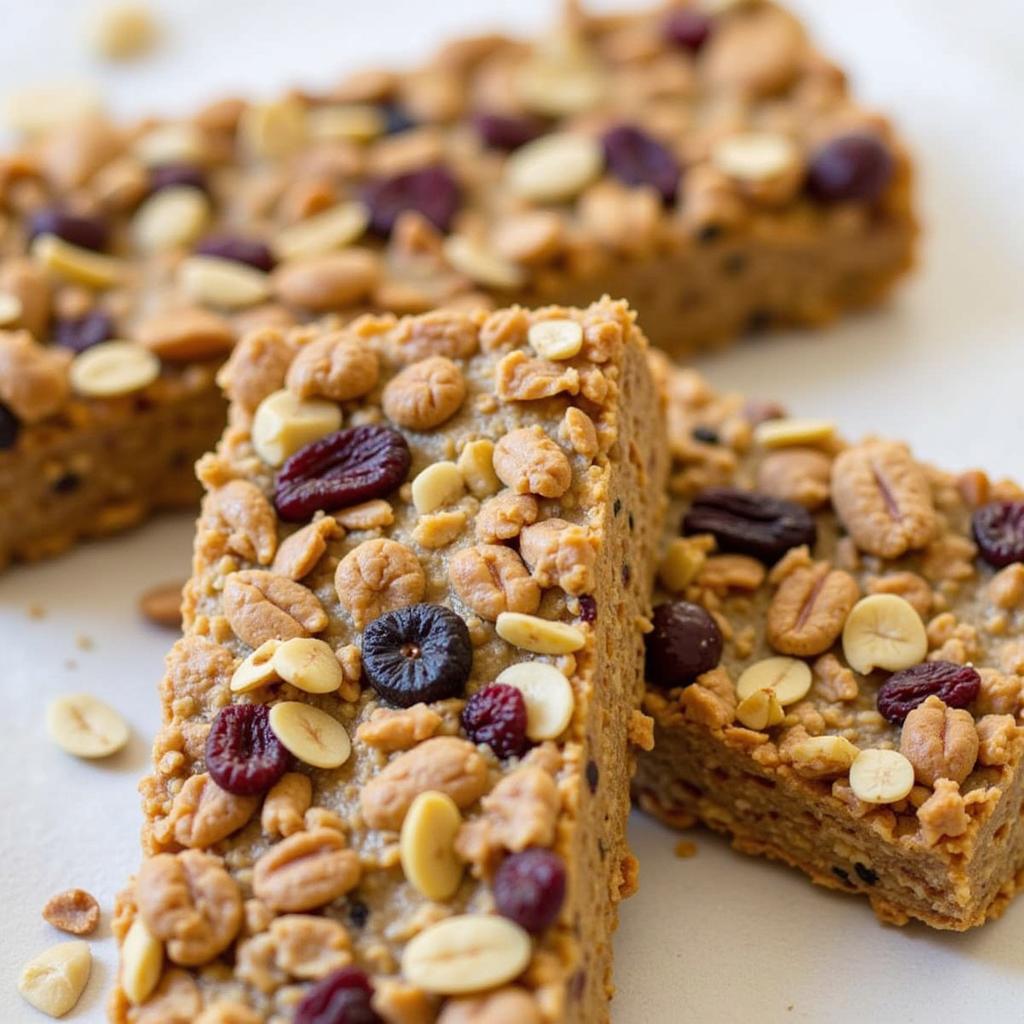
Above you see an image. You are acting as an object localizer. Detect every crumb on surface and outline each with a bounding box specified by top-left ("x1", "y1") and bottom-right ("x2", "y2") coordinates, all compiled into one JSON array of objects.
[{"x1": 674, "y1": 839, "x2": 698, "y2": 859}]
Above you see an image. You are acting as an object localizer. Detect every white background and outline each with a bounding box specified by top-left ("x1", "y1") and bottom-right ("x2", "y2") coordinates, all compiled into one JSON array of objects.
[{"x1": 1, "y1": 1, "x2": 1023, "y2": 1021}]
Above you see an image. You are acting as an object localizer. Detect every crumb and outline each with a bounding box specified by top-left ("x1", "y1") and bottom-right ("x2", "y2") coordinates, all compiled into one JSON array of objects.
[
  {"x1": 28, "y1": 603, "x2": 46, "y2": 619},
  {"x1": 674, "y1": 839, "x2": 698, "y2": 859},
  {"x1": 64, "y1": 659, "x2": 78, "y2": 670},
  {"x1": 42, "y1": 888, "x2": 100, "y2": 935},
  {"x1": 75, "y1": 633, "x2": 94, "y2": 651}
]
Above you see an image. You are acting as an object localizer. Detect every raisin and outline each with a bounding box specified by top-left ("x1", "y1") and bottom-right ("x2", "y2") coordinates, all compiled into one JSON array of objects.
[
  {"x1": 461, "y1": 683, "x2": 529, "y2": 758},
  {"x1": 347, "y1": 899, "x2": 369, "y2": 929},
  {"x1": 52, "y1": 471, "x2": 81, "y2": 494},
  {"x1": 682, "y1": 487, "x2": 816, "y2": 564},
  {"x1": 972, "y1": 500, "x2": 1024, "y2": 568},
  {"x1": 472, "y1": 112, "x2": 547, "y2": 151},
  {"x1": 382, "y1": 105, "x2": 416, "y2": 135},
  {"x1": 362, "y1": 603, "x2": 472, "y2": 707},
  {"x1": 876, "y1": 661, "x2": 981, "y2": 725},
  {"x1": 831, "y1": 866, "x2": 852, "y2": 885},
  {"x1": 585, "y1": 759, "x2": 599, "y2": 793},
  {"x1": 645, "y1": 601, "x2": 723, "y2": 688},
  {"x1": 806, "y1": 133, "x2": 893, "y2": 204},
  {"x1": 854, "y1": 862, "x2": 878, "y2": 886},
  {"x1": 205, "y1": 703, "x2": 290, "y2": 796},
  {"x1": 578, "y1": 595, "x2": 597, "y2": 624},
  {"x1": 364, "y1": 165, "x2": 462, "y2": 236},
  {"x1": 691, "y1": 426, "x2": 719, "y2": 445},
  {"x1": 27, "y1": 209, "x2": 109, "y2": 252},
  {"x1": 274, "y1": 425, "x2": 411, "y2": 522},
  {"x1": 494, "y1": 848, "x2": 567, "y2": 934},
  {"x1": 663, "y1": 8, "x2": 713, "y2": 51},
  {"x1": 602, "y1": 124, "x2": 681, "y2": 204},
  {"x1": 0, "y1": 402, "x2": 21, "y2": 451},
  {"x1": 149, "y1": 163, "x2": 209, "y2": 195},
  {"x1": 53, "y1": 309, "x2": 115, "y2": 353},
  {"x1": 195, "y1": 234, "x2": 276, "y2": 272},
  {"x1": 295, "y1": 967, "x2": 382, "y2": 1024}
]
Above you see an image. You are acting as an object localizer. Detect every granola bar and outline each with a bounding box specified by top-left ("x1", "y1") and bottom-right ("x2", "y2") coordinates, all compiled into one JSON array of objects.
[
  {"x1": 634, "y1": 358, "x2": 1024, "y2": 930},
  {"x1": 108, "y1": 298, "x2": 667, "y2": 1023},
  {"x1": 0, "y1": 0, "x2": 913, "y2": 565}
]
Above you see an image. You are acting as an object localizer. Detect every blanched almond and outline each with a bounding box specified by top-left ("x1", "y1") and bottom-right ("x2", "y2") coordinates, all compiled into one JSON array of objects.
[
  {"x1": 842, "y1": 594, "x2": 927, "y2": 675},
  {"x1": 400, "y1": 791, "x2": 464, "y2": 901},
  {"x1": 18, "y1": 941, "x2": 92, "y2": 1018},
  {"x1": 269, "y1": 701, "x2": 351, "y2": 769},
  {"x1": 120, "y1": 917, "x2": 163, "y2": 1005},
  {"x1": 527, "y1": 319, "x2": 583, "y2": 361},
  {"x1": 251, "y1": 388, "x2": 342, "y2": 466},
  {"x1": 46, "y1": 693, "x2": 129, "y2": 758},
  {"x1": 495, "y1": 612, "x2": 585, "y2": 655},
  {"x1": 70, "y1": 340, "x2": 160, "y2": 397},
  {"x1": 272, "y1": 637, "x2": 343, "y2": 694},
  {"x1": 735, "y1": 656, "x2": 811, "y2": 706},
  {"x1": 496, "y1": 661, "x2": 574, "y2": 740}
]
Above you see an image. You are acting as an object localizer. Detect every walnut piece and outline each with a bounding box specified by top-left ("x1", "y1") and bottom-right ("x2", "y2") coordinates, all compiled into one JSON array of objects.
[
  {"x1": 334, "y1": 538, "x2": 425, "y2": 629},
  {"x1": 206, "y1": 480, "x2": 278, "y2": 565},
  {"x1": 450, "y1": 544, "x2": 540, "y2": 620},
  {"x1": 495, "y1": 349, "x2": 580, "y2": 401},
  {"x1": 252, "y1": 829, "x2": 361, "y2": 912},
  {"x1": 271, "y1": 517, "x2": 342, "y2": 580},
  {"x1": 381, "y1": 355, "x2": 466, "y2": 430},
  {"x1": 215, "y1": 327, "x2": 296, "y2": 413},
  {"x1": 41, "y1": 888, "x2": 100, "y2": 936},
  {"x1": 519, "y1": 519, "x2": 596, "y2": 596},
  {"x1": 222, "y1": 570, "x2": 328, "y2": 648},
  {"x1": 157, "y1": 772, "x2": 259, "y2": 849},
  {"x1": 766, "y1": 562, "x2": 858, "y2": 657},
  {"x1": 989, "y1": 564, "x2": 1024, "y2": 610},
  {"x1": 917, "y1": 778, "x2": 969, "y2": 847},
  {"x1": 493, "y1": 427, "x2": 572, "y2": 498},
  {"x1": 389, "y1": 309, "x2": 479, "y2": 362},
  {"x1": 476, "y1": 491, "x2": 539, "y2": 543},
  {"x1": 866, "y1": 571, "x2": 933, "y2": 619},
  {"x1": 268, "y1": 914, "x2": 352, "y2": 979},
  {"x1": 286, "y1": 330, "x2": 379, "y2": 401},
  {"x1": 899, "y1": 695, "x2": 979, "y2": 786},
  {"x1": 356, "y1": 703, "x2": 442, "y2": 751},
  {"x1": 560, "y1": 405, "x2": 599, "y2": 458},
  {"x1": 756, "y1": 448, "x2": 832, "y2": 510},
  {"x1": 261, "y1": 773, "x2": 313, "y2": 838},
  {"x1": 0, "y1": 329, "x2": 70, "y2": 422},
  {"x1": 976, "y1": 714, "x2": 1021, "y2": 767}
]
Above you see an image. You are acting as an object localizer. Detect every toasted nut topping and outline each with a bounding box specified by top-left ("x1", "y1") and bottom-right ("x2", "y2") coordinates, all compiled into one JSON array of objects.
[
  {"x1": 207, "y1": 478, "x2": 278, "y2": 565},
  {"x1": 400, "y1": 791, "x2": 465, "y2": 901},
  {"x1": 138, "y1": 580, "x2": 184, "y2": 629},
  {"x1": 0, "y1": 292, "x2": 23, "y2": 326},
  {"x1": 274, "y1": 201, "x2": 371, "y2": 261},
  {"x1": 18, "y1": 941, "x2": 92, "y2": 1018},
  {"x1": 262, "y1": 772, "x2": 313, "y2": 838},
  {"x1": 734, "y1": 688, "x2": 785, "y2": 730},
  {"x1": 46, "y1": 693, "x2": 129, "y2": 758},
  {"x1": 496, "y1": 612, "x2": 585, "y2": 655},
  {"x1": 412, "y1": 461, "x2": 465, "y2": 514},
  {"x1": 269, "y1": 701, "x2": 352, "y2": 769},
  {"x1": 5, "y1": 84, "x2": 103, "y2": 137},
  {"x1": 493, "y1": 427, "x2": 572, "y2": 498},
  {"x1": 712, "y1": 131, "x2": 800, "y2": 182},
  {"x1": 222, "y1": 570, "x2": 328, "y2": 647},
  {"x1": 788, "y1": 735, "x2": 860, "y2": 779},
  {"x1": 457, "y1": 439, "x2": 501, "y2": 498},
  {"x1": 252, "y1": 829, "x2": 361, "y2": 912},
  {"x1": 251, "y1": 388, "x2": 342, "y2": 466},
  {"x1": 179, "y1": 256, "x2": 271, "y2": 310},
  {"x1": 382, "y1": 355, "x2": 466, "y2": 431},
  {"x1": 842, "y1": 594, "x2": 927, "y2": 675},
  {"x1": 735, "y1": 656, "x2": 811, "y2": 706},
  {"x1": 89, "y1": 3, "x2": 158, "y2": 60},
  {"x1": 69, "y1": 340, "x2": 159, "y2": 397},
  {"x1": 286, "y1": 332, "x2": 379, "y2": 403},
  {"x1": 31, "y1": 234, "x2": 122, "y2": 288},
  {"x1": 240, "y1": 97, "x2": 308, "y2": 160},
  {"x1": 756, "y1": 448, "x2": 833, "y2": 510},
  {"x1": 849, "y1": 748, "x2": 915, "y2": 804},
  {"x1": 443, "y1": 235, "x2": 525, "y2": 290},
  {"x1": 516, "y1": 46, "x2": 605, "y2": 117},
  {"x1": 900, "y1": 695, "x2": 979, "y2": 786},
  {"x1": 133, "y1": 185, "x2": 210, "y2": 251},
  {"x1": 528, "y1": 319, "x2": 583, "y2": 361},
  {"x1": 272, "y1": 637, "x2": 343, "y2": 694},
  {"x1": 335, "y1": 538, "x2": 426, "y2": 630},
  {"x1": 308, "y1": 103, "x2": 386, "y2": 142},
  {"x1": 451, "y1": 544, "x2": 540, "y2": 621},
  {"x1": 754, "y1": 417, "x2": 836, "y2": 449},
  {"x1": 560, "y1": 406, "x2": 598, "y2": 458},
  {"x1": 136, "y1": 306, "x2": 235, "y2": 361},
  {"x1": 766, "y1": 562, "x2": 859, "y2": 657},
  {"x1": 658, "y1": 537, "x2": 710, "y2": 592},
  {"x1": 272, "y1": 518, "x2": 341, "y2": 580},
  {"x1": 230, "y1": 639, "x2": 282, "y2": 693},
  {"x1": 120, "y1": 917, "x2": 163, "y2": 1005},
  {"x1": 134, "y1": 123, "x2": 206, "y2": 167},
  {"x1": 497, "y1": 661, "x2": 575, "y2": 740},
  {"x1": 438, "y1": 988, "x2": 542, "y2": 1024},
  {"x1": 42, "y1": 889, "x2": 100, "y2": 936},
  {"x1": 272, "y1": 250, "x2": 379, "y2": 311},
  {"x1": 402, "y1": 915, "x2": 531, "y2": 995},
  {"x1": 505, "y1": 132, "x2": 604, "y2": 203}
]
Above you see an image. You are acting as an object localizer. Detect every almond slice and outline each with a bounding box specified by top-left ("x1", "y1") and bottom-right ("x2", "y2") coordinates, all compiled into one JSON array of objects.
[
  {"x1": 268, "y1": 701, "x2": 351, "y2": 769},
  {"x1": 849, "y1": 748, "x2": 915, "y2": 804},
  {"x1": 735, "y1": 656, "x2": 811, "y2": 706},
  {"x1": 133, "y1": 185, "x2": 210, "y2": 252},
  {"x1": 274, "y1": 201, "x2": 370, "y2": 260},
  {"x1": 46, "y1": 693, "x2": 129, "y2": 758},
  {"x1": 412, "y1": 461, "x2": 465, "y2": 514},
  {"x1": 400, "y1": 790, "x2": 464, "y2": 901},
  {"x1": 496, "y1": 661, "x2": 574, "y2": 740},
  {"x1": 120, "y1": 917, "x2": 163, "y2": 1005},
  {"x1": 251, "y1": 388, "x2": 342, "y2": 466},
  {"x1": 842, "y1": 594, "x2": 927, "y2": 675},
  {"x1": 69, "y1": 340, "x2": 160, "y2": 398},
  {"x1": 754, "y1": 417, "x2": 836, "y2": 449},
  {"x1": 230, "y1": 639, "x2": 282, "y2": 693},
  {"x1": 272, "y1": 637, "x2": 343, "y2": 694},
  {"x1": 528, "y1": 319, "x2": 583, "y2": 361},
  {"x1": 179, "y1": 255, "x2": 271, "y2": 310},
  {"x1": 505, "y1": 133, "x2": 604, "y2": 204},
  {"x1": 31, "y1": 234, "x2": 122, "y2": 289},
  {"x1": 495, "y1": 612, "x2": 585, "y2": 655}
]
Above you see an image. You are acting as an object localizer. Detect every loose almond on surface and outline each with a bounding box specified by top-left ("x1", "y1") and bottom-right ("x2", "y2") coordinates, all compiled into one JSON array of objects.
[
  {"x1": 46, "y1": 693, "x2": 129, "y2": 758},
  {"x1": 18, "y1": 941, "x2": 92, "y2": 1018}
]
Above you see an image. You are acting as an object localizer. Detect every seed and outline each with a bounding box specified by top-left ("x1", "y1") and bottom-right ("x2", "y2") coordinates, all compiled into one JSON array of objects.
[
  {"x1": 69, "y1": 340, "x2": 160, "y2": 398},
  {"x1": 178, "y1": 255, "x2": 271, "y2": 310},
  {"x1": 251, "y1": 388, "x2": 343, "y2": 467},
  {"x1": 273, "y1": 201, "x2": 370, "y2": 261},
  {"x1": 400, "y1": 791, "x2": 464, "y2": 901},
  {"x1": 442, "y1": 235, "x2": 525, "y2": 290},
  {"x1": 119, "y1": 917, "x2": 162, "y2": 1005},
  {"x1": 505, "y1": 132, "x2": 604, "y2": 204},
  {"x1": 31, "y1": 234, "x2": 122, "y2": 289},
  {"x1": 18, "y1": 941, "x2": 92, "y2": 1018},
  {"x1": 528, "y1": 319, "x2": 583, "y2": 361},
  {"x1": 496, "y1": 661, "x2": 574, "y2": 741},
  {"x1": 230, "y1": 639, "x2": 282, "y2": 694},
  {"x1": 849, "y1": 748, "x2": 914, "y2": 804},
  {"x1": 268, "y1": 701, "x2": 352, "y2": 769},
  {"x1": 133, "y1": 185, "x2": 210, "y2": 252},
  {"x1": 735, "y1": 656, "x2": 812, "y2": 706},
  {"x1": 272, "y1": 637, "x2": 343, "y2": 694},
  {"x1": 841, "y1": 594, "x2": 927, "y2": 675},
  {"x1": 411, "y1": 461, "x2": 465, "y2": 514},
  {"x1": 495, "y1": 612, "x2": 585, "y2": 655},
  {"x1": 46, "y1": 693, "x2": 129, "y2": 758}
]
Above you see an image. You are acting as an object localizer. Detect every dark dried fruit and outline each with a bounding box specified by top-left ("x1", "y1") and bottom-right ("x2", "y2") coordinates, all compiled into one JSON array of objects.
[
  {"x1": 472, "y1": 112, "x2": 547, "y2": 151},
  {"x1": 274, "y1": 425, "x2": 411, "y2": 522},
  {"x1": 578, "y1": 595, "x2": 597, "y2": 624},
  {"x1": 196, "y1": 234, "x2": 275, "y2": 272},
  {"x1": 806, "y1": 133, "x2": 893, "y2": 204},
  {"x1": 461, "y1": 683, "x2": 529, "y2": 758},
  {"x1": 295, "y1": 966, "x2": 382, "y2": 1024},
  {"x1": 362, "y1": 603, "x2": 472, "y2": 708},
  {"x1": 663, "y1": 9, "x2": 713, "y2": 52},
  {"x1": 383, "y1": 105, "x2": 416, "y2": 136},
  {"x1": 876, "y1": 661, "x2": 981, "y2": 725},
  {"x1": 494, "y1": 848, "x2": 566, "y2": 933},
  {"x1": 149, "y1": 163, "x2": 209, "y2": 195},
  {"x1": 205, "y1": 703, "x2": 290, "y2": 796},
  {"x1": 691, "y1": 426, "x2": 719, "y2": 445},
  {"x1": 363, "y1": 166, "x2": 462, "y2": 236},
  {"x1": 27, "y1": 209, "x2": 109, "y2": 252},
  {"x1": 0, "y1": 402, "x2": 21, "y2": 450},
  {"x1": 602, "y1": 124, "x2": 681, "y2": 204},
  {"x1": 53, "y1": 309, "x2": 115, "y2": 353},
  {"x1": 972, "y1": 500, "x2": 1024, "y2": 568},
  {"x1": 682, "y1": 487, "x2": 816, "y2": 564},
  {"x1": 645, "y1": 601, "x2": 723, "y2": 688}
]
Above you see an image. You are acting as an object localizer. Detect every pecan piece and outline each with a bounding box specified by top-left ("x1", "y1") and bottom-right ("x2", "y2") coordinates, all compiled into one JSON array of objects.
[
  {"x1": 286, "y1": 330, "x2": 380, "y2": 402},
  {"x1": 830, "y1": 440, "x2": 937, "y2": 558},
  {"x1": 900, "y1": 695, "x2": 979, "y2": 786},
  {"x1": 271, "y1": 518, "x2": 342, "y2": 580},
  {"x1": 207, "y1": 480, "x2": 278, "y2": 565},
  {"x1": 450, "y1": 544, "x2": 540, "y2": 620},
  {"x1": 335, "y1": 538, "x2": 425, "y2": 629},
  {"x1": 519, "y1": 518, "x2": 596, "y2": 596},
  {"x1": 767, "y1": 562, "x2": 859, "y2": 657},
  {"x1": 381, "y1": 355, "x2": 465, "y2": 430},
  {"x1": 222, "y1": 570, "x2": 327, "y2": 647},
  {"x1": 355, "y1": 703, "x2": 442, "y2": 751},
  {"x1": 756, "y1": 448, "x2": 832, "y2": 510},
  {"x1": 493, "y1": 426, "x2": 572, "y2": 498},
  {"x1": 268, "y1": 914, "x2": 352, "y2": 979},
  {"x1": 252, "y1": 829, "x2": 361, "y2": 912},
  {"x1": 157, "y1": 772, "x2": 259, "y2": 849}
]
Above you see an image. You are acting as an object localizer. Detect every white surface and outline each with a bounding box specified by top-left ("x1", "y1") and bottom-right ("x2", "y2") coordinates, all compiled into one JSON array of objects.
[{"x1": 1, "y1": 1, "x2": 1023, "y2": 1021}]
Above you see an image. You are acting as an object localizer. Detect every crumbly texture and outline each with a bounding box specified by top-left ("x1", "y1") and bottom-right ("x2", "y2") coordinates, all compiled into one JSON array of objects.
[
  {"x1": 0, "y1": 0, "x2": 913, "y2": 565},
  {"x1": 108, "y1": 299, "x2": 667, "y2": 1023},
  {"x1": 634, "y1": 359, "x2": 1024, "y2": 930}
]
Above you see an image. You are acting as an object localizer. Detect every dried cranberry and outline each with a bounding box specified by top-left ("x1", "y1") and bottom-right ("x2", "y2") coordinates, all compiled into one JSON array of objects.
[
  {"x1": 196, "y1": 233, "x2": 275, "y2": 272},
  {"x1": 578, "y1": 595, "x2": 597, "y2": 624},
  {"x1": 149, "y1": 163, "x2": 209, "y2": 195},
  {"x1": 645, "y1": 601, "x2": 723, "y2": 688},
  {"x1": 682, "y1": 487, "x2": 816, "y2": 564},
  {"x1": 274, "y1": 425, "x2": 411, "y2": 522},
  {"x1": 972, "y1": 500, "x2": 1024, "y2": 568},
  {"x1": 383, "y1": 105, "x2": 416, "y2": 136},
  {"x1": 462, "y1": 684, "x2": 529, "y2": 758},
  {"x1": 53, "y1": 309, "x2": 115, "y2": 353},
  {"x1": 295, "y1": 967, "x2": 382, "y2": 1024},
  {"x1": 806, "y1": 133, "x2": 893, "y2": 204},
  {"x1": 205, "y1": 703, "x2": 290, "y2": 796},
  {"x1": 472, "y1": 112, "x2": 547, "y2": 151},
  {"x1": 362, "y1": 603, "x2": 472, "y2": 707},
  {"x1": 602, "y1": 124, "x2": 681, "y2": 204},
  {"x1": 876, "y1": 661, "x2": 981, "y2": 725},
  {"x1": 663, "y1": 9, "x2": 713, "y2": 52},
  {"x1": 363, "y1": 166, "x2": 462, "y2": 236},
  {"x1": 494, "y1": 848, "x2": 567, "y2": 933},
  {"x1": 0, "y1": 402, "x2": 20, "y2": 450},
  {"x1": 27, "y1": 209, "x2": 109, "y2": 252}
]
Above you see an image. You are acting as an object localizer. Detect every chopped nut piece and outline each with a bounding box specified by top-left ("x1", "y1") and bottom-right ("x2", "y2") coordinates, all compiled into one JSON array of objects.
[
  {"x1": 356, "y1": 703, "x2": 442, "y2": 751},
  {"x1": 136, "y1": 306, "x2": 235, "y2": 361},
  {"x1": 505, "y1": 132, "x2": 604, "y2": 203},
  {"x1": 412, "y1": 460, "x2": 465, "y2": 513},
  {"x1": 179, "y1": 256, "x2": 271, "y2": 311},
  {"x1": 437, "y1": 988, "x2": 542, "y2": 1024},
  {"x1": 756, "y1": 448, "x2": 832, "y2": 510},
  {"x1": 528, "y1": 319, "x2": 583, "y2": 361},
  {"x1": 476, "y1": 491, "x2": 539, "y2": 542},
  {"x1": 89, "y1": 3, "x2": 158, "y2": 60},
  {"x1": 261, "y1": 773, "x2": 312, "y2": 838},
  {"x1": 451, "y1": 544, "x2": 540, "y2": 621},
  {"x1": 658, "y1": 536, "x2": 710, "y2": 592},
  {"x1": 917, "y1": 778, "x2": 969, "y2": 847},
  {"x1": 222, "y1": 569, "x2": 327, "y2": 647},
  {"x1": 457, "y1": 439, "x2": 501, "y2": 498},
  {"x1": 754, "y1": 417, "x2": 836, "y2": 449},
  {"x1": 444, "y1": 235, "x2": 525, "y2": 290},
  {"x1": 271, "y1": 518, "x2": 341, "y2": 580},
  {"x1": 269, "y1": 701, "x2": 351, "y2": 768},
  {"x1": 382, "y1": 355, "x2": 466, "y2": 430},
  {"x1": 207, "y1": 479, "x2": 278, "y2": 565},
  {"x1": 18, "y1": 941, "x2": 92, "y2": 1018},
  {"x1": 788, "y1": 735, "x2": 859, "y2": 779},
  {"x1": 120, "y1": 917, "x2": 163, "y2": 1005},
  {"x1": 899, "y1": 695, "x2": 979, "y2": 786},
  {"x1": 735, "y1": 657, "x2": 811, "y2": 706},
  {"x1": 251, "y1": 388, "x2": 342, "y2": 467},
  {"x1": 734, "y1": 688, "x2": 784, "y2": 730},
  {"x1": 230, "y1": 638, "x2": 282, "y2": 693},
  {"x1": 42, "y1": 888, "x2": 100, "y2": 936},
  {"x1": 519, "y1": 518, "x2": 596, "y2": 595},
  {"x1": 69, "y1": 340, "x2": 160, "y2": 397},
  {"x1": 274, "y1": 201, "x2": 370, "y2": 260},
  {"x1": 841, "y1": 594, "x2": 927, "y2": 674},
  {"x1": 285, "y1": 330, "x2": 379, "y2": 403},
  {"x1": 32, "y1": 233, "x2": 123, "y2": 288},
  {"x1": 133, "y1": 186, "x2": 210, "y2": 252},
  {"x1": 493, "y1": 427, "x2": 572, "y2": 498},
  {"x1": 335, "y1": 538, "x2": 425, "y2": 629},
  {"x1": 252, "y1": 829, "x2": 361, "y2": 912},
  {"x1": 273, "y1": 250, "x2": 379, "y2": 311},
  {"x1": 138, "y1": 580, "x2": 184, "y2": 628}
]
